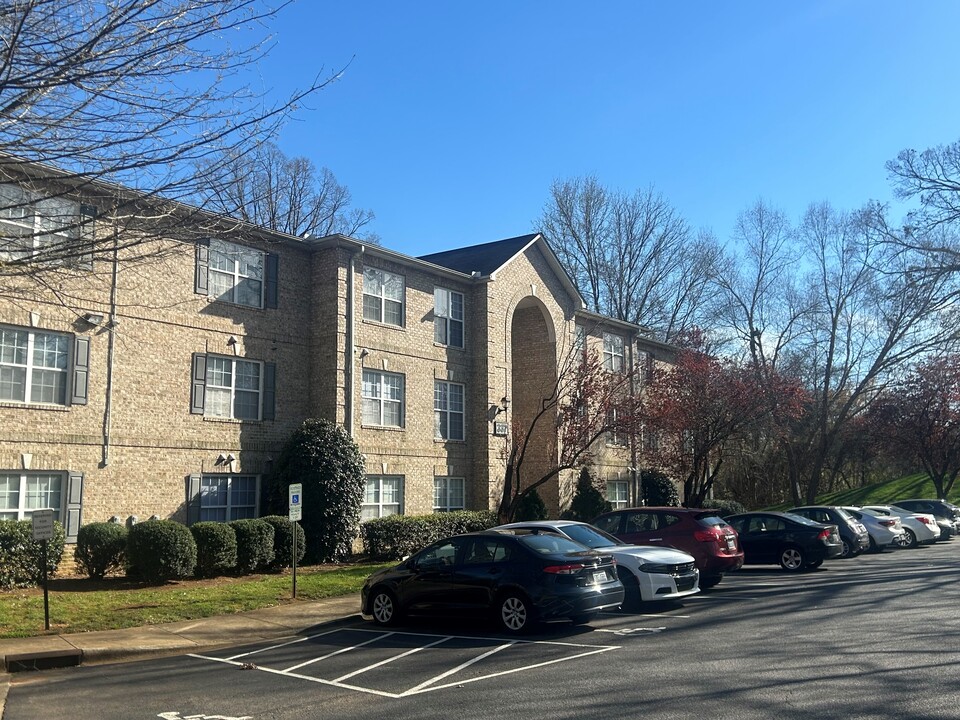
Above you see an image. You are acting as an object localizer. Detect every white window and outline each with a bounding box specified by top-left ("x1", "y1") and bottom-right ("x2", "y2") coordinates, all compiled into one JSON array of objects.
[
  {"x1": 363, "y1": 267, "x2": 404, "y2": 326},
  {"x1": 362, "y1": 370, "x2": 404, "y2": 427},
  {"x1": 199, "y1": 475, "x2": 259, "y2": 522},
  {"x1": 0, "y1": 327, "x2": 69, "y2": 405},
  {"x1": 603, "y1": 333, "x2": 624, "y2": 372},
  {"x1": 0, "y1": 472, "x2": 63, "y2": 521},
  {"x1": 434, "y1": 288, "x2": 464, "y2": 347},
  {"x1": 362, "y1": 475, "x2": 403, "y2": 520},
  {"x1": 574, "y1": 324, "x2": 586, "y2": 357},
  {"x1": 205, "y1": 356, "x2": 262, "y2": 420},
  {"x1": 607, "y1": 480, "x2": 629, "y2": 510},
  {"x1": 208, "y1": 239, "x2": 264, "y2": 308},
  {"x1": 435, "y1": 380, "x2": 465, "y2": 440},
  {"x1": 606, "y1": 407, "x2": 627, "y2": 447},
  {"x1": 0, "y1": 184, "x2": 83, "y2": 263},
  {"x1": 434, "y1": 477, "x2": 465, "y2": 512}
]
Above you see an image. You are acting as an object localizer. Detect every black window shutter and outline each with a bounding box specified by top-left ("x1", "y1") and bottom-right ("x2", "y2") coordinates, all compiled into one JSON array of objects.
[
  {"x1": 262, "y1": 362, "x2": 276, "y2": 420},
  {"x1": 187, "y1": 474, "x2": 202, "y2": 525},
  {"x1": 265, "y1": 253, "x2": 279, "y2": 309},
  {"x1": 78, "y1": 204, "x2": 96, "y2": 269},
  {"x1": 71, "y1": 336, "x2": 90, "y2": 405},
  {"x1": 190, "y1": 353, "x2": 206, "y2": 414},
  {"x1": 195, "y1": 240, "x2": 210, "y2": 295},
  {"x1": 64, "y1": 472, "x2": 83, "y2": 543}
]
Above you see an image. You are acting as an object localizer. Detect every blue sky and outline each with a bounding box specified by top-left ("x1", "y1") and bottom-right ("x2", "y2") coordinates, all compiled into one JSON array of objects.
[{"x1": 255, "y1": 2, "x2": 960, "y2": 257}]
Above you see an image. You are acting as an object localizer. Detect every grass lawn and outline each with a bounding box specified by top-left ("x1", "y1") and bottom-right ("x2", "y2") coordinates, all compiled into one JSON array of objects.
[
  {"x1": 0, "y1": 561, "x2": 392, "y2": 639},
  {"x1": 766, "y1": 473, "x2": 960, "y2": 511}
]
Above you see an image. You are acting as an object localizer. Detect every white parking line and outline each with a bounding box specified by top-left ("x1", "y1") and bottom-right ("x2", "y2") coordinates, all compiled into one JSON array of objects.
[{"x1": 190, "y1": 629, "x2": 622, "y2": 699}]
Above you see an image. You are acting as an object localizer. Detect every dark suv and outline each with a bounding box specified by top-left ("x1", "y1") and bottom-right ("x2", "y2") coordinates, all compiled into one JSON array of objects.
[
  {"x1": 893, "y1": 499, "x2": 960, "y2": 540},
  {"x1": 592, "y1": 507, "x2": 744, "y2": 589},
  {"x1": 787, "y1": 506, "x2": 870, "y2": 557}
]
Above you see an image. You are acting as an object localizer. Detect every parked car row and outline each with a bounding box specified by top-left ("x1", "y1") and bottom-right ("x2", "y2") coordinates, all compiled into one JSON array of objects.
[{"x1": 360, "y1": 497, "x2": 959, "y2": 634}]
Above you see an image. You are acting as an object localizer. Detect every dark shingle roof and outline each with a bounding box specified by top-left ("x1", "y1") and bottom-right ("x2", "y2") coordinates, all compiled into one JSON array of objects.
[{"x1": 417, "y1": 233, "x2": 539, "y2": 275}]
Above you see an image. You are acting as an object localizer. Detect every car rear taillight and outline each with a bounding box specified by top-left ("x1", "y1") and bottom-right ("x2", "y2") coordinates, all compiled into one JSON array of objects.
[
  {"x1": 917, "y1": 516, "x2": 936, "y2": 527},
  {"x1": 693, "y1": 528, "x2": 724, "y2": 542},
  {"x1": 879, "y1": 519, "x2": 896, "y2": 528},
  {"x1": 817, "y1": 529, "x2": 832, "y2": 541},
  {"x1": 542, "y1": 563, "x2": 586, "y2": 575}
]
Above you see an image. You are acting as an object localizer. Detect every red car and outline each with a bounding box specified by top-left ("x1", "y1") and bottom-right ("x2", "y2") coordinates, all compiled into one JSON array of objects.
[{"x1": 592, "y1": 507, "x2": 744, "y2": 589}]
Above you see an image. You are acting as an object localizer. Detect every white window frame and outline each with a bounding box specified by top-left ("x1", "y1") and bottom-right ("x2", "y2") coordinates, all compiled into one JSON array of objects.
[
  {"x1": 0, "y1": 326, "x2": 69, "y2": 406},
  {"x1": 434, "y1": 287, "x2": 464, "y2": 348},
  {"x1": 199, "y1": 474, "x2": 260, "y2": 522},
  {"x1": 434, "y1": 477, "x2": 465, "y2": 512},
  {"x1": 362, "y1": 370, "x2": 405, "y2": 428},
  {"x1": 204, "y1": 355, "x2": 263, "y2": 420},
  {"x1": 607, "y1": 480, "x2": 629, "y2": 510},
  {"x1": 606, "y1": 407, "x2": 627, "y2": 447},
  {"x1": 0, "y1": 471, "x2": 64, "y2": 522},
  {"x1": 603, "y1": 332, "x2": 625, "y2": 372},
  {"x1": 0, "y1": 184, "x2": 81, "y2": 262},
  {"x1": 362, "y1": 475, "x2": 403, "y2": 520},
  {"x1": 434, "y1": 380, "x2": 465, "y2": 441},
  {"x1": 362, "y1": 267, "x2": 404, "y2": 327},
  {"x1": 574, "y1": 324, "x2": 586, "y2": 357},
  {"x1": 208, "y1": 238, "x2": 265, "y2": 308}
]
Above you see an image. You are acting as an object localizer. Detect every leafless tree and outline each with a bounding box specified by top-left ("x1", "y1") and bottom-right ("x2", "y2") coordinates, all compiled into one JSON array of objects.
[
  {"x1": 198, "y1": 143, "x2": 378, "y2": 241},
  {"x1": 888, "y1": 139, "x2": 960, "y2": 233},
  {"x1": 536, "y1": 176, "x2": 720, "y2": 343},
  {"x1": 0, "y1": 0, "x2": 336, "y2": 284}
]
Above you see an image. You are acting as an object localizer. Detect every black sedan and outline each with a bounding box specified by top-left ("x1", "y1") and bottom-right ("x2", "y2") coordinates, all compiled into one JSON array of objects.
[
  {"x1": 360, "y1": 531, "x2": 624, "y2": 634},
  {"x1": 725, "y1": 512, "x2": 844, "y2": 571}
]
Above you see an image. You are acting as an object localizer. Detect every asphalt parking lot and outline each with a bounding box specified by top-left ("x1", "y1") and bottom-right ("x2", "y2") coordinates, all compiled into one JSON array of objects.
[{"x1": 6, "y1": 541, "x2": 960, "y2": 720}]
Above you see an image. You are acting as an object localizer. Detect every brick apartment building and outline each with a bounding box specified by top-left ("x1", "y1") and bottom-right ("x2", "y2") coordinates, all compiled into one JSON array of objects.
[{"x1": 0, "y1": 162, "x2": 675, "y2": 542}]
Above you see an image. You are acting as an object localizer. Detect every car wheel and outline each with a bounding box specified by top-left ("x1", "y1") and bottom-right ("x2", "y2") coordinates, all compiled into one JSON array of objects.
[
  {"x1": 779, "y1": 546, "x2": 806, "y2": 571},
  {"x1": 617, "y1": 568, "x2": 643, "y2": 610},
  {"x1": 699, "y1": 575, "x2": 723, "y2": 590},
  {"x1": 497, "y1": 592, "x2": 534, "y2": 634},
  {"x1": 901, "y1": 528, "x2": 918, "y2": 549},
  {"x1": 839, "y1": 538, "x2": 852, "y2": 558},
  {"x1": 370, "y1": 587, "x2": 400, "y2": 626},
  {"x1": 868, "y1": 536, "x2": 880, "y2": 553},
  {"x1": 805, "y1": 559, "x2": 823, "y2": 569}
]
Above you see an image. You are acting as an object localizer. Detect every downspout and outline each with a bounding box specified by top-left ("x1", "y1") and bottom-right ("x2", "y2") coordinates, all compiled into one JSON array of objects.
[
  {"x1": 629, "y1": 333, "x2": 638, "y2": 505},
  {"x1": 101, "y1": 222, "x2": 119, "y2": 467},
  {"x1": 345, "y1": 245, "x2": 364, "y2": 435}
]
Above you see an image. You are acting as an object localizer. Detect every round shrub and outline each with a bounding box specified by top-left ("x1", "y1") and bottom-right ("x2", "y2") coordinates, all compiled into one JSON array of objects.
[
  {"x1": 513, "y1": 488, "x2": 549, "y2": 521},
  {"x1": 191, "y1": 522, "x2": 237, "y2": 578},
  {"x1": 562, "y1": 468, "x2": 612, "y2": 521},
  {"x1": 75, "y1": 522, "x2": 127, "y2": 579},
  {"x1": 0, "y1": 519, "x2": 66, "y2": 589},
  {"x1": 641, "y1": 469, "x2": 680, "y2": 506},
  {"x1": 708, "y1": 498, "x2": 747, "y2": 518},
  {"x1": 229, "y1": 518, "x2": 274, "y2": 574},
  {"x1": 125, "y1": 519, "x2": 197, "y2": 583},
  {"x1": 261, "y1": 515, "x2": 306, "y2": 570}
]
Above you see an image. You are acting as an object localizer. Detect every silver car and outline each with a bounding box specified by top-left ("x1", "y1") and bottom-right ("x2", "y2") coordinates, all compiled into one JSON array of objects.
[
  {"x1": 861, "y1": 505, "x2": 939, "y2": 547},
  {"x1": 843, "y1": 506, "x2": 903, "y2": 552},
  {"x1": 495, "y1": 520, "x2": 700, "y2": 609}
]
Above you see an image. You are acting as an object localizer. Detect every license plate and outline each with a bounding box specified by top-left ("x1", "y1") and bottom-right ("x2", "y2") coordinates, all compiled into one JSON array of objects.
[{"x1": 592, "y1": 571, "x2": 607, "y2": 584}]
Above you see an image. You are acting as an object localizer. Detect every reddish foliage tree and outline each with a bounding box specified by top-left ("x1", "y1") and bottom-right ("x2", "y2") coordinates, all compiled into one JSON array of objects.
[
  {"x1": 642, "y1": 349, "x2": 805, "y2": 507},
  {"x1": 867, "y1": 355, "x2": 960, "y2": 498}
]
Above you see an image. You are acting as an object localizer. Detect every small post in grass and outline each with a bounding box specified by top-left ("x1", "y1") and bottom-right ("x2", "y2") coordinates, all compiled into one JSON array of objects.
[
  {"x1": 31, "y1": 509, "x2": 55, "y2": 631},
  {"x1": 288, "y1": 483, "x2": 303, "y2": 599}
]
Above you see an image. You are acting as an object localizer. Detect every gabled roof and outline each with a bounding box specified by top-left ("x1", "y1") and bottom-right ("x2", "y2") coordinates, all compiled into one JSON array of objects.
[
  {"x1": 417, "y1": 233, "x2": 539, "y2": 275},
  {"x1": 418, "y1": 233, "x2": 584, "y2": 311}
]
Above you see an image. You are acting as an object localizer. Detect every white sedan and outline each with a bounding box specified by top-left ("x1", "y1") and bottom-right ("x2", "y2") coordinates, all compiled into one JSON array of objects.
[
  {"x1": 861, "y1": 505, "x2": 940, "y2": 547},
  {"x1": 494, "y1": 520, "x2": 700, "y2": 609}
]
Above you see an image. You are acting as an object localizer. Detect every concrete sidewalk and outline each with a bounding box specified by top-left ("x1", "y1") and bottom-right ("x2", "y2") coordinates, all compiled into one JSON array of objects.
[{"x1": 0, "y1": 594, "x2": 361, "y2": 671}]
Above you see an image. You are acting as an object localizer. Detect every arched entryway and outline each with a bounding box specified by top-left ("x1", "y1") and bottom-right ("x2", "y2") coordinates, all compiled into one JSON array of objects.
[{"x1": 509, "y1": 297, "x2": 560, "y2": 515}]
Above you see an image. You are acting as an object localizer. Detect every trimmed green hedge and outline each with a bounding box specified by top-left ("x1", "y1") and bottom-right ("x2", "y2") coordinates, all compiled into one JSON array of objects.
[
  {"x1": 75, "y1": 522, "x2": 127, "y2": 579},
  {"x1": 229, "y1": 519, "x2": 274, "y2": 574},
  {"x1": 191, "y1": 522, "x2": 238, "y2": 578},
  {"x1": 361, "y1": 511, "x2": 497, "y2": 560},
  {"x1": 0, "y1": 519, "x2": 66, "y2": 589},
  {"x1": 126, "y1": 520, "x2": 197, "y2": 583},
  {"x1": 261, "y1": 515, "x2": 306, "y2": 570}
]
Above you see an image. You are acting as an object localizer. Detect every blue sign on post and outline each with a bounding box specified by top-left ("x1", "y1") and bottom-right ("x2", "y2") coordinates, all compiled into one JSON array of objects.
[{"x1": 288, "y1": 483, "x2": 303, "y2": 522}]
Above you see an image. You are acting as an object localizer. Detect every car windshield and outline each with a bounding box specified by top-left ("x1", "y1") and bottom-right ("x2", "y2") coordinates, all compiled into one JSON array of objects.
[
  {"x1": 558, "y1": 524, "x2": 620, "y2": 548},
  {"x1": 518, "y1": 533, "x2": 590, "y2": 555},
  {"x1": 836, "y1": 508, "x2": 855, "y2": 521}
]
